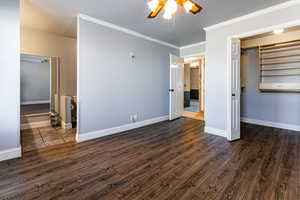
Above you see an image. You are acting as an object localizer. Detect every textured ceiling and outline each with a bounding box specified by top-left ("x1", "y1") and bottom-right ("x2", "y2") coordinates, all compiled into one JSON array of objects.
[{"x1": 21, "y1": 0, "x2": 289, "y2": 46}]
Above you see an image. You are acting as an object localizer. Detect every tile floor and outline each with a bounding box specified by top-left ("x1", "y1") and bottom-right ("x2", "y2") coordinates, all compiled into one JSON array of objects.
[{"x1": 184, "y1": 100, "x2": 199, "y2": 112}]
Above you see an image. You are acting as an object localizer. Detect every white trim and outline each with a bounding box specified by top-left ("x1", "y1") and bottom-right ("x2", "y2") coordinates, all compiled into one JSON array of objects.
[
  {"x1": 22, "y1": 113, "x2": 49, "y2": 117},
  {"x1": 241, "y1": 118, "x2": 300, "y2": 132},
  {"x1": 0, "y1": 147, "x2": 22, "y2": 162},
  {"x1": 61, "y1": 121, "x2": 72, "y2": 130},
  {"x1": 180, "y1": 41, "x2": 206, "y2": 50},
  {"x1": 204, "y1": 0, "x2": 300, "y2": 31},
  {"x1": 232, "y1": 19, "x2": 300, "y2": 38},
  {"x1": 76, "y1": 15, "x2": 81, "y2": 142},
  {"x1": 76, "y1": 115, "x2": 168, "y2": 143},
  {"x1": 21, "y1": 120, "x2": 51, "y2": 130},
  {"x1": 204, "y1": 126, "x2": 227, "y2": 138},
  {"x1": 21, "y1": 100, "x2": 50, "y2": 105},
  {"x1": 78, "y1": 14, "x2": 179, "y2": 49},
  {"x1": 183, "y1": 52, "x2": 206, "y2": 59}
]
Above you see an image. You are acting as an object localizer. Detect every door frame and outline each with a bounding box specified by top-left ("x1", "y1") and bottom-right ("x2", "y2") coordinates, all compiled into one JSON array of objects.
[
  {"x1": 183, "y1": 54, "x2": 206, "y2": 114},
  {"x1": 49, "y1": 56, "x2": 61, "y2": 114},
  {"x1": 226, "y1": 20, "x2": 300, "y2": 141}
]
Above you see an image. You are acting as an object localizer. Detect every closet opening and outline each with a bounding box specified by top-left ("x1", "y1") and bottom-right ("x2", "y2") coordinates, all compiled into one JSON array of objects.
[
  {"x1": 182, "y1": 56, "x2": 205, "y2": 121},
  {"x1": 20, "y1": 54, "x2": 76, "y2": 152},
  {"x1": 240, "y1": 25, "x2": 300, "y2": 137}
]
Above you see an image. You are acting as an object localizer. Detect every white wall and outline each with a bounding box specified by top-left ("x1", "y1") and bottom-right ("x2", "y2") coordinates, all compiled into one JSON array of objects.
[
  {"x1": 180, "y1": 42, "x2": 206, "y2": 57},
  {"x1": 21, "y1": 60, "x2": 50, "y2": 103},
  {"x1": 205, "y1": 0, "x2": 300, "y2": 134},
  {"x1": 0, "y1": 0, "x2": 21, "y2": 154},
  {"x1": 21, "y1": 28, "x2": 76, "y2": 97},
  {"x1": 77, "y1": 16, "x2": 179, "y2": 140}
]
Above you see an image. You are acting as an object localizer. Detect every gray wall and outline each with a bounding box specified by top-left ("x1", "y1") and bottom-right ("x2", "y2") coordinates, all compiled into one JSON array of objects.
[
  {"x1": 78, "y1": 18, "x2": 179, "y2": 134},
  {"x1": 241, "y1": 48, "x2": 300, "y2": 125},
  {"x1": 0, "y1": 0, "x2": 20, "y2": 151},
  {"x1": 205, "y1": 3, "x2": 300, "y2": 133},
  {"x1": 180, "y1": 42, "x2": 206, "y2": 57},
  {"x1": 21, "y1": 60, "x2": 50, "y2": 103}
]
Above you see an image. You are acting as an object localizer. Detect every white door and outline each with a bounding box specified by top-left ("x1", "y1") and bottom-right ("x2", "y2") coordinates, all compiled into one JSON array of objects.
[
  {"x1": 169, "y1": 54, "x2": 184, "y2": 120},
  {"x1": 228, "y1": 38, "x2": 241, "y2": 141}
]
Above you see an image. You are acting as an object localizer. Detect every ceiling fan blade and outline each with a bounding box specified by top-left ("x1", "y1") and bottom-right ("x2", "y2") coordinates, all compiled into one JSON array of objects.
[
  {"x1": 189, "y1": 0, "x2": 202, "y2": 14},
  {"x1": 148, "y1": 0, "x2": 167, "y2": 19},
  {"x1": 148, "y1": 6, "x2": 163, "y2": 18}
]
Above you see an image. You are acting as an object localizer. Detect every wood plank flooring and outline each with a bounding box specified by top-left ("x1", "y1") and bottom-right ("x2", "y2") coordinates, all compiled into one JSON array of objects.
[
  {"x1": 182, "y1": 111, "x2": 204, "y2": 120},
  {"x1": 0, "y1": 118, "x2": 299, "y2": 200}
]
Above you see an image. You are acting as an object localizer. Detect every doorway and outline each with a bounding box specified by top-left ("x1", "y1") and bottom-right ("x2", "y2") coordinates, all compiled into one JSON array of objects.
[
  {"x1": 20, "y1": 54, "x2": 76, "y2": 152},
  {"x1": 182, "y1": 56, "x2": 205, "y2": 120},
  {"x1": 20, "y1": 54, "x2": 52, "y2": 130},
  {"x1": 20, "y1": 54, "x2": 51, "y2": 116}
]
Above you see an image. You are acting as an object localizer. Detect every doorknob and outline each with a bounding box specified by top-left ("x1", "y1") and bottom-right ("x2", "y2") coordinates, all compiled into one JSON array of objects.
[
  {"x1": 232, "y1": 93, "x2": 236, "y2": 97},
  {"x1": 169, "y1": 89, "x2": 174, "y2": 92}
]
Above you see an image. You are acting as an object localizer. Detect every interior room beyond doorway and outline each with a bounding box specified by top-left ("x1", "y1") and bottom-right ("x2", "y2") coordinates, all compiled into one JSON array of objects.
[{"x1": 183, "y1": 56, "x2": 205, "y2": 120}]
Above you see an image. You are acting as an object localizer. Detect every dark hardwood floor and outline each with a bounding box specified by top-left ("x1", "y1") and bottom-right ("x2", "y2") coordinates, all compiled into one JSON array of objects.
[{"x1": 0, "y1": 118, "x2": 299, "y2": 200}]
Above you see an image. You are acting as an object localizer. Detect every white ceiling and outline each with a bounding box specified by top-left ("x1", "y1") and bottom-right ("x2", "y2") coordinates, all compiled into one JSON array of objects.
[{"x1": 21, "y1": 0, "x2": 289, "y2": 46}]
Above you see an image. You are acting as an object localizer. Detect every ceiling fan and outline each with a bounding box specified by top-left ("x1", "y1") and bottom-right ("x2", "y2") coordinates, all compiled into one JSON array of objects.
[{"x1": 147, "y1": 0, "x2": 202, "y2": 20}]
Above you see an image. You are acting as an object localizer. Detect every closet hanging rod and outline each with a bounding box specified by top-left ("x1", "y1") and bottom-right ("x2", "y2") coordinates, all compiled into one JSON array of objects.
[
  {"x1": 260, "y1": 46, "x2": 300, "y2": 54},
  {"x1": 261, "y1": 60, "x2": 300, "y2": 65},
  {"x1": 261, "y1": 53, "x2": 300, "y2": 60},
  {"x1": 260, "y1": 40, "x2": 300, "y2": 50},
  {"x1": 261, "y1": 73, "x2": 300, "y2": 77},
  {"x1": 261, "y1": 67, "x2": 300, "y2": 71}
]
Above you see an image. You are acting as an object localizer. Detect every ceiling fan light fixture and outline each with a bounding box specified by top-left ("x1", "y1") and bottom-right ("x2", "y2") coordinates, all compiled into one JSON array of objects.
[
  {"x1": 163, "y1": 10, "x2": 173, "y2": 19},
  {"x1": 148, "y1": 0, "x2": 159, "y2": 12},
  {"x1": 147, "y1": 0, "x2": 202, "y2": 19},
  {"x1": 165, "y1": 0, "x2": 178, "y2": 15},
  {"x1": 184, "y1": 1, "x2": 194, "y2": 13}
]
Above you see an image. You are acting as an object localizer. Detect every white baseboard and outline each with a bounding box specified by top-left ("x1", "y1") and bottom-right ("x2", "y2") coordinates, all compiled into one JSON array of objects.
[
  {"x1": 0, "y1": 147, "x2": 22, "y2": 162},
  {"x1": 21, "y1": 100, "x2": 50, "y2": 105},
  {"x1": 21, "y1": 120, "x2": 51, "y2": 130},
  {"x1": 241, "y1": 117, "x2": 300, "y2": 132},
  {"x1": 204, "y1": 126, "x2": 227, "y2": 138},
  {"x1": 77, "y1": 115, "x2": 169, "y2": 143},
  {"x1": 62, "y1": 121, "x2": 72, "y2": 130}
]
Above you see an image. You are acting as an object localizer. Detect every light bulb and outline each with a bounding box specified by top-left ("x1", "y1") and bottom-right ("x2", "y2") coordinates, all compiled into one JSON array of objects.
[
  {"x1": 148, "y1": 0, "x2": 159, "y2": 12},
  {"x1": 273, "y1": 29, "x2": 284, "y2": 35},
  {"x1": 165, "y1": 0, "x2": 177, "y2": 14},
  {"x1": 163, "y1": 11, "x2": 172, "y2": 20},
  {"x1": 184, "y1": 1, "x2": 194, "y2": 12}
]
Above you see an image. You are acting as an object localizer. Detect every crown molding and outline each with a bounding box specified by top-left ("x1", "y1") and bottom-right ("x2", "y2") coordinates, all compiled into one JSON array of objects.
[
  {"x1": 180, "y1": 41, "x2": 206, "y2": 50},
  {"x1": 204, "y1": 0, "x2": 300, "y2": 31},
  {"x1": 78, "y1": 14, "x2": 179, "y2": 49}
]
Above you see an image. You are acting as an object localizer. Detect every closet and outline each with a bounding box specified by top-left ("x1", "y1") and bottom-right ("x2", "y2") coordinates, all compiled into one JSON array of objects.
[{"x1": 240, "y1": 26, "x2": 300, "y2": 128}]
